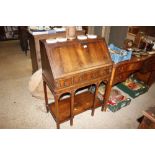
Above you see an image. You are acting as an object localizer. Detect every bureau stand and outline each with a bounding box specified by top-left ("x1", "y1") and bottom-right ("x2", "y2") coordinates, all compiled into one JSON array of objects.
[{"x1": 40, "y1": 38, "x2": 112, "y2": 128}]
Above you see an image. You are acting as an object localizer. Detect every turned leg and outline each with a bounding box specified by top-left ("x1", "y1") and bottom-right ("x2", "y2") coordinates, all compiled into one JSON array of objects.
[
  {"x1": 91, "y1": 83, "x2": 99, "y2": 116},
  {"x1": 43, "y1": 80, "x2": 49, "y2": 112},
  {"x1": 70, "y1": 90, "x2": 75, "y2": 126},
  {"x1": 55, "y1": 95, "x2": 60, "y2": 129}
]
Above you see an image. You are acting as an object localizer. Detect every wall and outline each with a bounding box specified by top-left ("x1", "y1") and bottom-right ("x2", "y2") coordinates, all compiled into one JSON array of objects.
[
  {"x1": 88, "y1": 26, "x2": 111, "y2": 44},
  {"x1": 108, "y1": 26, "x2": 128, "y2": 48}
]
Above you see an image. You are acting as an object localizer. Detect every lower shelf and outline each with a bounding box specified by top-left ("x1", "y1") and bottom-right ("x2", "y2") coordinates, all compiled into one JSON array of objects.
[{"x1": 48, "y1": 91, "x2": 102, "y2": 123}]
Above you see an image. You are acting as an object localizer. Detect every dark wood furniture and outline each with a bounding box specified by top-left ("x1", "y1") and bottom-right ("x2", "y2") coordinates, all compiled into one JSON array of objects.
[
  {"x1": 0, "y1": 26, "x2": 19, "y2": 41},
  {"x1": 0, "y1": 26, "x2": 6, "y2": 40},
  {"x1": 103, "y1": 54, "x2": 155, "y2": 111},
  {"x1": 28, "y1": 30, "x2": 85, "y2": 73},
  {"x1": 135, "y1": 54, "x2": 155, "y2": 86},
  {"x1": 18, "y1": 26, "x2": 29, "y2": 55},
  {"x1": 138, "y1": 107, "x2": 155, "y2": 129},
  {"x1": 128, "y1": 26, "x2": 155, "y2": 37},
  {"x1": 40, "y1": 38, "x2": 113, "y2": 128}
]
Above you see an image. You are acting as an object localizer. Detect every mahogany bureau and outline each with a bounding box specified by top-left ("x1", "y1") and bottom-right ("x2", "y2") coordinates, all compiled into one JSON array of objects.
[{"x1": 40, "y1": 38, "x2": 113, "y2": 128}]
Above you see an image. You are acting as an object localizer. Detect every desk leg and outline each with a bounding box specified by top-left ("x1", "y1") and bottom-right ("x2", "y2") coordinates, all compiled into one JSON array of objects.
[
  {"x1": 43, "y1": 80, "x2": 49, "y2": 113},
  {"x1": 101, "y1": 82, "x2": 112, "y2": 112},
  {"x1": 70, "y1": 91, "x2": 75, "y2": 126},
  {"x1": 91, "y1": 83, "x2": 99, "y2": 116},
  {"x1": 55, "y1": 95, "x2": 60, "y2": 129},
  {"x1": 102, "y1": 66, "x2": 115, "y2": 111}
]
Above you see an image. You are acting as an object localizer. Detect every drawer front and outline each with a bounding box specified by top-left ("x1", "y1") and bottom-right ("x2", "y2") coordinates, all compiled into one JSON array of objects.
[
  {"x1": 73, "y1": 73, "x2": 91, "y2": 84},
  {"x1": 127, "y1": 63, "x2": 143, "y2": 71},
  {"x1": 113, "y1": 72, "x2": 132, "y2": 85},
  {"x1": 141, "y1": 58, "x2": 155, "y2": 72},
  {"x1": 116, "y1": 62, "x2": 142, "y2": 75},
  {"x1": 55, "y1": 67, "x2": 112, "y2": 89},
  {"x1": 55, "y1": 78, "x2": 73, "y2": 88}
]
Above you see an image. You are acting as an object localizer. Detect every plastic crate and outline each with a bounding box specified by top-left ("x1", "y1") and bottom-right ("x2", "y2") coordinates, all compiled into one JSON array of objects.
[{"x1": 109, "y1": 44, "x2": 132, "y2": 63}]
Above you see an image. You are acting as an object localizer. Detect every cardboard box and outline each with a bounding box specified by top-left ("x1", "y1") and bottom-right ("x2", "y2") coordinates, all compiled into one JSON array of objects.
[
  {"x1": 89, "y1": 84, "x2": 131, "y2": 112},
  {"x1": 117, "y1": 77, "x2": 149, "y2": 98},
  {"x1": 108, "y1": 98, "x2": 131, "y2": 112}
]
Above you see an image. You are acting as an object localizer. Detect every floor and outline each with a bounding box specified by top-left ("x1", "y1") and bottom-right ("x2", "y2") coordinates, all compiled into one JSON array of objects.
[{"x1": 0, "y1": 40, "x2": 155, "y2": 129}]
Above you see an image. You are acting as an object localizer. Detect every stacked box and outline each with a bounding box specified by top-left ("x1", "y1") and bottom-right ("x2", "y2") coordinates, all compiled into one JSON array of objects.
[
  {"x1": 108, "y1": 98, "x2": 131, "y2": 112},
  {"x1": 117, "y1": 76, "x2": 149, "y2": 98},
  {"x1": 89, "y1": 84, "x2": 131, "y2": 112}
]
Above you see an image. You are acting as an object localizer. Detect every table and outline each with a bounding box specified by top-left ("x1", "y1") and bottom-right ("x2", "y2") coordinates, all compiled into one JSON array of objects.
[
  {"x1": 40, "y1": 38, "x2": 113, "y2": 128},
  {"x1": 28, "y1": 30, "x2": 85, "y2": 73},
  {"x1": 103, "y1": 54, "x2": 155, "y2": 111}
]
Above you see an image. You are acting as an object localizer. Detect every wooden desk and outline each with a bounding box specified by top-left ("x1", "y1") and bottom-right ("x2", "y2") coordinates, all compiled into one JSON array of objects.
[
  {"x1": 103, "y1": 54, "x2": 155, "y2": 111},
  {"x1": 28, "y1": 30, "x2": 85, "y2": 73},
  {"x1": 40, "y1": 38, "x2": 112, "y2": 128}
]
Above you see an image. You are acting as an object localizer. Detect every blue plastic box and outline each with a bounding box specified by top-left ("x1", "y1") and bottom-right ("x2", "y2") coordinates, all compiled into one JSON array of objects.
[{"x1": 108, "y1": 44, "x2": 132, "y2": 63}]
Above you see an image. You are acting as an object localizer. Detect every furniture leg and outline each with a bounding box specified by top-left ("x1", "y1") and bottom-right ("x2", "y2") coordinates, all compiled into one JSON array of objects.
[
  {"x1": 102, "y1": 82, "x2": 112, "y2": 111},
  {"x1": 70, "y1": 90, "x2": 75, "y2": 126},
  {"x1": 55, "y1": 94, "x2": 60, "y2": 129},
  {"x1": 102, "y1": 66, "x2": 115, "y2": 111},
  {"x1": 43, "y1": 80, "x2": 49, "y2": 112},
  {"x1": 91, "y1": 83, "x2": 99, "y2": 116}
]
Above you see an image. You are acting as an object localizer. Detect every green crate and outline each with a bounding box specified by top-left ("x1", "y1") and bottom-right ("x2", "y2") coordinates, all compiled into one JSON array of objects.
[
  {"x1": 108, "y1": 98, "x2": 131, "y2": 112},
  {"x1": 117, "y1": 78, "x2": 149, "y2": 98}
]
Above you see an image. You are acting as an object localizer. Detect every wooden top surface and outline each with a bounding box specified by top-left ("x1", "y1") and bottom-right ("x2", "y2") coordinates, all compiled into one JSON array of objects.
[
  {"x1": 113, "y1": 53, "x2": 155, "y2": 67},
  {"x1": 43, "y1": 38, "x2": 112, "y2": 79}
]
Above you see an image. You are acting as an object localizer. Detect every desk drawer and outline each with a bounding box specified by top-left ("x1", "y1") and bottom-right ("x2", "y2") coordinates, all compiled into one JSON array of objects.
[
  {"x1": 115, "y1": 62, "x2": 142, "y2": 75},
  {"x1": 57, "y1": 78, "x2": 73, "y2": 88},
  {"x1": 141, "y1": 62, "x2": 155, "y2": 72},
  {"x1": 55, "y1": 67, "x2": 112, "y2": 89},
  {"x1": 113, "y1": 72, "x2": 132, "y2": 85}
]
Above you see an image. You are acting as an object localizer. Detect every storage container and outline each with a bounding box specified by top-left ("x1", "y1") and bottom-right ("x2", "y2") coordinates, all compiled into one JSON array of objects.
[
  {"x1": 108, "y1": 44, "x2": 132, "y2": 63},
  {"x1": 117, "y1": 76, "x2": 149, "y2": 98}
]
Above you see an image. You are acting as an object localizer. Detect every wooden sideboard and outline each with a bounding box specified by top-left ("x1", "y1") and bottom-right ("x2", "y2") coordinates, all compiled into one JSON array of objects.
[
  {"x1": 40, "y1": 38, "x2": 113, "y2": 128},
  {"x1": 28, "y1": 30, "x2": 85, "y2": 73},
  {"x1": 103, "y1": 54, "x2": 155, "y2": 111}
]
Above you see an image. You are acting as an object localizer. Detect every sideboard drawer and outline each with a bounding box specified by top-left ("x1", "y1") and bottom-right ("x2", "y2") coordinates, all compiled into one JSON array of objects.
[
  {"x1": 115, "y1": 62, "x2": 142, "y2": 75},
  {"x1": 141, "y1": 57, "x2": 155, "y2": 72},
  {"x1": 113, "y1": 72, "x2": 132, "y2": 85}
]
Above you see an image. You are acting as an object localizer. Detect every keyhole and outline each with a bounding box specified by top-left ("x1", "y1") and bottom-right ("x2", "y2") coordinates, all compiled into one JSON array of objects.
[{"x1": 83, "y1": 45, "x2": 87, "y2": 48}]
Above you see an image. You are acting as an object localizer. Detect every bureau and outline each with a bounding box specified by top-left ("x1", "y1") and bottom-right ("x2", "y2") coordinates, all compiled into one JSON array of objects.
[{"x1": 40, "y1": 38, "x2": 112, "y2": 128}]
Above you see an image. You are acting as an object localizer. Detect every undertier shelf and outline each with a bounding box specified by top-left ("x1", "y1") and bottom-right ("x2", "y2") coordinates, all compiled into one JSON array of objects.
[{"x1": 48, "y1": 91, "x2": 102, "y2": 123}]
